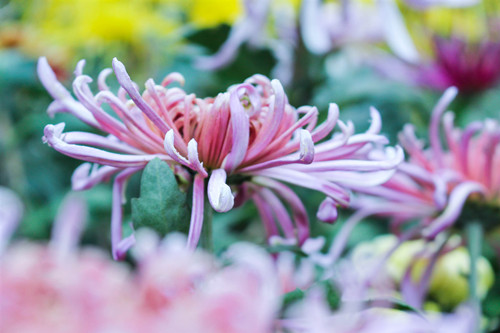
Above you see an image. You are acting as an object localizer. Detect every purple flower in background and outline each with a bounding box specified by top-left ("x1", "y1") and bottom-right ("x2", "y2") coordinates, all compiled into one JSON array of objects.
[
  {"x1": 370, "y1": 0, "x2": 500, "y2": 94},
  {"x1": 38, "y1": 57, "x2": 401, "y2": 259},
  {"x1": 417, "y1": 37, "x2": 500, "y2": 93}
]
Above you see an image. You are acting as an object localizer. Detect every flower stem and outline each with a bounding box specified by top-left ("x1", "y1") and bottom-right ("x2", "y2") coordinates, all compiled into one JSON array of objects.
[
  {"x1": 466, "y1": 221, "x2": 482, "y2": 331},
  {"x1": 200, "y1": 197, "x2": 213, "y2": 252}
]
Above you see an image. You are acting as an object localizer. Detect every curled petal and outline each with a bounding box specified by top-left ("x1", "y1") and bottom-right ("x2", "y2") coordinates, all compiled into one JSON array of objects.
[
  {"x1": 299, "y1": 129, "x2": 314, "y2": 164},
  {"x1": 187, "y1": 139, "x2": 208, "y2": 178},
  {"x1": 63, "y1": 131, "x2": 145, "y2": 155},
  {"x1": 252, "y1": 192, "x2": 280, "y2": 239},
  {"x1": 164, "y1": 130, "x2": 191, "y2": 168},
  {"x1": 246, "y1": 80, "x2": 286, "y2": 160},
  {"x1": 50, "y1": 193, "x2": 87, "y2": 259},
  {"x1": 367, "y1": 106, "x2": 382, "y2": 134},
  {"x1": 423, "y1": 181, "x2": 485, "y2": 239},
  {"x1": 97, "y1": 68, "x2": 113, "y2": 91},
  {"x1": 429, "y1": 86, "x2": 458, "y2": 167},
  {"x1": 112, "y1": 58, "x2": 170, "y2": 134},
  {"x1": 44, "y1": 123, "x2": 167, "y2": 168},
  {"x1": 37, "y1": 57, "x2": 72, "y2": 100},
  {"x1": 74, "y1": 59, "x2": 86, "y2": 77},
  {"x1": 111, "y1": 168, "x2": 141, "y2": 260},
  {"x1": 208, "y1": 169, "x2": 234, "y2": 213},
  {"x1": 161, "y1": 72, "x2": 185, "y2": 87},
  {"x1": 71, "y1": 163, "x2": 119, "y2": 191},
  {"x1": 238, "y1": 130, "x2": 315, "y2": 173},
  {"x1": 459, "y1": 121, "x2": 483, "y2": 175},
  {"x1": 321, "y1": 169, "x2": 397, "y2": 187},
  {"x1": 187, "y1": 174, "x2": 206, "y2": 250},
  {"x1": 72, "y1": 75, "x2": 127, "y2": 137},
  {"x1": 258, "y1": 188, "x2": 296, "y2": 239},
  {"x1": 293, "y1": 145, "x2": 404, "y2": 172},
  {"x1": 432, "y1": 175, "x2": 448, "y2": 210},
  {"x1": 311, "y1": 103, "x2": 339, "y2": 142},
  {"x1": 222, "y1": 89, "x2": 250, "y2": 173},
  {"x1": 316, "y1": 197, "x2": 338, "y2": 224},
  {"x1": 252, "y1": 177, "x2": 310, "y2": 244}
]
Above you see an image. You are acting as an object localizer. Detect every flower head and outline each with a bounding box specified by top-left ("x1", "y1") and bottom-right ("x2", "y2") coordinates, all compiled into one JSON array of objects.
[
  {"x1": 418, "y1": 36, "x2": 500, "y2": 93},
  {"x1": 39, "y1": 57, "x2": 401, "y2": 258},
  {"x1": 350, "y1": 87, "x2": 500, "y2": 238},
  {"x1": 0, "y1": 193, "x2": 282, "y2": 333},
  {"x1": 372, "y1": 0, "x2": 500, "y2": 93}
]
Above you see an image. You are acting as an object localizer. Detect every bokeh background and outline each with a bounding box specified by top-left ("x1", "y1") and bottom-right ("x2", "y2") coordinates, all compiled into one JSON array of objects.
[{"x1": 1, "y1": 0, "x2": 499, "y2": 324}]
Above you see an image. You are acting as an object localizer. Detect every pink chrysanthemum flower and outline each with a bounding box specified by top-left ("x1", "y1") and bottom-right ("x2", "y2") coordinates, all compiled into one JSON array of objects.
[
  {"x1": 349, "y1": 87, "x2": 500, "y2": 238},
  {"x1": 38, "y1": 57, "x2": 402, "y2": 259},
  {"x1": 0, "y1": 191, "x2": 282, "y2": 333},
  {"x1": 132, "y1": 232, "x2": 281, "y2": 333}
]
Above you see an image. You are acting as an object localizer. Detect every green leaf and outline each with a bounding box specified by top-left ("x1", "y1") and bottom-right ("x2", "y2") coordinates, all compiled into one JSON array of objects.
[
  {"x1": 282, "y1": 288, "x2": 306, "y2": 308},
  {"x1": 321, "y1": 280, "x2": 341, "y2": 310},
  {"x1": 131, "y1": 158, "x2": 191, "y2": 236}
]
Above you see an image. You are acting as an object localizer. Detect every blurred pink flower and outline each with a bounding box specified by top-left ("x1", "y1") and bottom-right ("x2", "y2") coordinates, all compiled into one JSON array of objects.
[
  {"x1": 131, "y1": 232, "x2": 281, "y2": 333},
  {"x1": 0, "y1": 194, "x2": 280, "y2": 333},
  {"x1": 375, "y1": 36, "x2": 500, "y2": 94},
  {"x1": 0, "y1": 244, "x2": 137, "y2": 333},
  {"x1": 418, "y1": 37, "x2": 500, "y2": 93},
  {"x1": 39, "y1": 57, "x2": 401, "y2": 258},
  {"x1": 348, "y1": 87, "x2": 500, "y2": 238}
]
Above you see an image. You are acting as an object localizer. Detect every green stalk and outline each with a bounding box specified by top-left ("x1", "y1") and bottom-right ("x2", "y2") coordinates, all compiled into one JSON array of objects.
[
  {"x1": 200, "y1": 196, "x2": 213, "y2": 252},
  {"x1": 466, "y1": 221, "x2": 483, "y2": 332}
]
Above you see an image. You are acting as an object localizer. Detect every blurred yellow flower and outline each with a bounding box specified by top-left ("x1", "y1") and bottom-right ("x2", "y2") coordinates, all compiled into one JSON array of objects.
[
  {"x1": 352, "y1": 235, "x2": 495, "y2": 309},
  {"x1": 31, "y1": 0, "x2": 175, "y2": 45},
  {"x1": 184, "y1": 0, "x2": 242, "y2": 28},
  {"x1": 5, "y1": 0, "x2": 252, "y2": 69}
]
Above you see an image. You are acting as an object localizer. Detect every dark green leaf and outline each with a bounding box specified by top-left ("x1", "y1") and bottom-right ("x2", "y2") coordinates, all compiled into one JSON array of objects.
[
  {"x1": 282, "y1": 288, "x2": 306, "y2": 308},
  {"x1": 131, "y1": 158, "x2": 190, "y2": 236}
]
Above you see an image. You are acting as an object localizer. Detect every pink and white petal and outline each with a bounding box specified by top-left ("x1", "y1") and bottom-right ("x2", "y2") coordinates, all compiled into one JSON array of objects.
[
  {"x1": 186, "y1": 173, "x2": 206, "y2": 250},
  {"x1": 111, "y1": 167, "x2": 141, "y2": 260},
  {"x1": 429, "y1": 87, "x2": 458, "y2": 168},
  {"x1": 44, "y1": 124, "x2": 167, "y2": 168},
  {"x1": 112, "y1": 58, "x2": 170, "y2": 134},
  {"x1": 222, "y1": 89, "x2": 250, "y2": 173},
  {"x1": 316, "y1": 197, "x2": 338, "y2": 224},
  {"x1": 423, "y1": 181, "x2": 485, "y2": 239},
  {"x1": 71, "y1": 163, "x2": 120, "y2": 191},
  {"x1": 50, "y1": 193, "x2": 87, "y2": 259},
  {"x1": 187, "y1": 139, "x2": 208, "y2": 178},
  {"x1": 207, "y1": 169, "x2": 234, "y2": 213}
]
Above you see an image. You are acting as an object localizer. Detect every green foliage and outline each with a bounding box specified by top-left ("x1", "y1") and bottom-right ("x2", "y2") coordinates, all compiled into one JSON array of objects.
[
  {"x1": 131, "y1": 158, "x2": 191, "y2": 236},
  {"x1": 282, "y1": 288, "x2": 306, "y2": 309},
  {"x1": 321, "y1": 280, "x2": 341, "y2": 310}
]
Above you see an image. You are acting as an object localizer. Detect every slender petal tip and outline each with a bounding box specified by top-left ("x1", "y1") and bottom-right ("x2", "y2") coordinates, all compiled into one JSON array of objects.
[
  {"x1": 316, "y1": 197, "x2": 338, "y2": 224},
  {"x1": 43, "y1": 123, "x2": 66, "y2": 145},
  {"x1": 299, "y1": 129, "x2": 314, "y2": 164}
]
